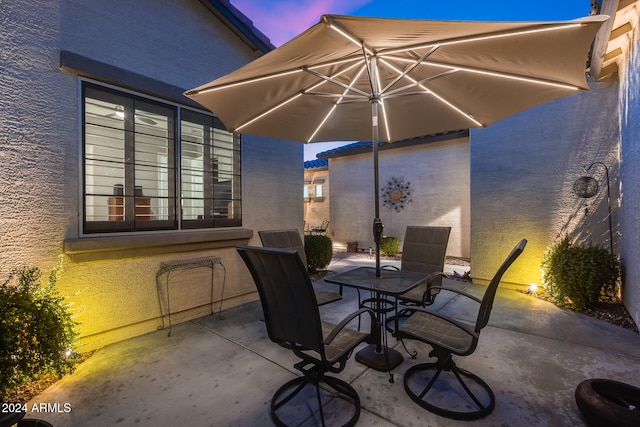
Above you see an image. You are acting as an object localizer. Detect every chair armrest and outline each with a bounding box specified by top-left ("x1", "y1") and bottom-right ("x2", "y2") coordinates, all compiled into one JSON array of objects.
[
  {"x1": 416, "y1": 272, "x2": 447, "y2": 305},
  {"x1": 323, "y1": 308, "x2": 376, "y2": 345},
  {"x1": 425, "y1": 285, "x2": 482, "y2": 304}
]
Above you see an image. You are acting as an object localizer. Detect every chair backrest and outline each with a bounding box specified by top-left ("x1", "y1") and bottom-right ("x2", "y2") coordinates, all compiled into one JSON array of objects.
[
  {"x1": 475, "y1": 239, "x2": 527, "y2": 332},
  {"x1": 236, "y1": 245, "x2": 324, "y2": 354},
  {"x1": 401, "y1": 226, "x2": 451, "y2": 286},
  {"x1": 258, "y1": 229, "x2": 308, "y2": 267}
]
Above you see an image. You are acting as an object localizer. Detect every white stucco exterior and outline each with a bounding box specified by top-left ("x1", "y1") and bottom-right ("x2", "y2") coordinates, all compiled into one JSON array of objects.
[
  {"x1": 0, "y1": 0, "x2": 301, "y2": 351},
  {"x1": 619, "y1": 18, "x2": 640, "y2": 325},
  {"x1": 327, "y1": 136, "x2": 471, "y2": 259},
  {"x1": 470, "y1": 80, "x2": 620, "y2": 287}
]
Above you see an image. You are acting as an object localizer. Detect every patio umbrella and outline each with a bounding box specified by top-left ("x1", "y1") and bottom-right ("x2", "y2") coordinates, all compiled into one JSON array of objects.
[{"x1": 185, "y1": 14, "x2": 607, "y2": 275}]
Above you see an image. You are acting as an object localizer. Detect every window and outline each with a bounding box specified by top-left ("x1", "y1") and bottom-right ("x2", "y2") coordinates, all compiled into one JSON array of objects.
[
  {"x1": 82, "y1": 82, "x2": 241, "y2": 233},
  {"x1": 314, "y1": 183, "x2": 323, "y2": 198}
]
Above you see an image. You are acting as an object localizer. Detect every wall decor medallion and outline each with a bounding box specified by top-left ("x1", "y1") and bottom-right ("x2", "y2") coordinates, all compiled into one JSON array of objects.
[{"x1": 381, "y1": 176, "x2": 413, "y2": 212}]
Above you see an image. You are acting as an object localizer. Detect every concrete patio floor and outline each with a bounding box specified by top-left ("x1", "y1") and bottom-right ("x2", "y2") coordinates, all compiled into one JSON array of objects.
[{"x1": 25, "y1": 254, "x2": 640, "y2": 426}]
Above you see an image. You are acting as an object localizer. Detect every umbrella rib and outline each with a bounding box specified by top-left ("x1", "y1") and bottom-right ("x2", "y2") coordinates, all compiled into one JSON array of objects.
[
  {"x1": 382, "y1": 68, "x2": 461, "y2": 98},
  {"x1": 423, "y1": 59, "x2": 581, "y2": 90},
  {"x1": 308, "y1": 62, "x2": 369, "y2": 141},
  {"x1": 303, "y1": 92, "x2": 368, "y2": 100},
  {"x1": 380, "y1": 45, "x2": 440, "y2": 94},
  {"x1": 428, "y1": 87, "x2": 484, "y2": 127},
  {"x1": 235, "y1": 60, "x2": 366, "y2": 133},
  {"x1": 235, "y1": 92, "x2": 303, "y2": 132},
  {"x1": 303, "y1": 66, "x2": 370, "y2": 97},
  {"x1": 377, "y1": 57, "x2": 482, "y2": 126},
  {"x1": 325, "y1": 15, "x2": 380, "y2": 97},
  {"x1": 189, "y1": 57, "x2": 363, "y2": 95},
  {"x1": 325, "y1": 15, "x2": 375, "y2": 56},
  {"x1": 188, "y1": 69, "x2": 304, "y2": 94},
  {"x1": 385, "y1": 55, "x2": 581, "y2": 90},
  {"x1": 380, "y1": 22, "x2": 584, "y2": 56}
]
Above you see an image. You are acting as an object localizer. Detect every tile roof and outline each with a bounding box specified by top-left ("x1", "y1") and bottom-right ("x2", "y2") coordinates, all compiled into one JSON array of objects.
[
  {"x1": 316, "y1": 130, "x2": 469, "y2": 160},
  {"x1": 304, "y1": 159, "x2": 329, "y2": 169}
]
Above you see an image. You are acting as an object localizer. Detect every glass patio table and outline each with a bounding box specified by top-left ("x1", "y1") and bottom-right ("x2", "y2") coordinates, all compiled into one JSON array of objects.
[{"x1": 324, "y1": 266, "x2": 430, "y2": 378}]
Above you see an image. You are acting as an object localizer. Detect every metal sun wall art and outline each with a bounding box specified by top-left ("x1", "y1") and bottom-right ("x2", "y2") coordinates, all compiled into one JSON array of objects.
[{"x1": 381, "y1": 176, "x2": 413, "y2": 212}]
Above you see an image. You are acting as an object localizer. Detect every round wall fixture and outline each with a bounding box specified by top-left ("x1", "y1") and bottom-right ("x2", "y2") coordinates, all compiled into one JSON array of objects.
[{"x1": 573, "y1": 176, "x2": 599, "y2": 198}]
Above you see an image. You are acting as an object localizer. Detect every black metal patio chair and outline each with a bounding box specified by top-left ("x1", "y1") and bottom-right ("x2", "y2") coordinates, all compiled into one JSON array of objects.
[
  {"x1": 396, "y1": 239, "x2": 527, "y2": 420},
  {"x1": 258, "y1": 229, "x2": 342, "y2": 305},
  {"x1": 310, "y1": 220, "x2": 329, "y2": 235},
  {"x1": 386, "y1": 226, "x2": 451, "y2": 306},
  {"x1": 236, "y1": 245, "x2": 376, "y2": 427},
  {"x1": 379, "y1": 226, "x2": 451, "y2": 334}
]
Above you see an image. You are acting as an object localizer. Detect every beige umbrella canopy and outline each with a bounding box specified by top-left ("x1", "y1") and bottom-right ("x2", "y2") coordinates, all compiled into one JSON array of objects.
[
  {"x1": 186, "y1": 14, "x2": 607, "y2": 273},
  {"x1": 187, "y1": 14, "x2": 606, "y2": 142}
]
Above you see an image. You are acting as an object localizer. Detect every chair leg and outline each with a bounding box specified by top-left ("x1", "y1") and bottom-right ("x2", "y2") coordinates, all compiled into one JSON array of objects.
[
  {"x1": 403, "y1": 354, "x2": 495, "y2": 420},
  {"x1": 271, "y1": 373, "x2": 361, "y2": 427}
]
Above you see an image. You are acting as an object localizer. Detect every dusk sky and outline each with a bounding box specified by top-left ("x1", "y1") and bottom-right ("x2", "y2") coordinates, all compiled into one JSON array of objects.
[{"x1": 230, "y1": 0, "x2": 593, "y2": 160}]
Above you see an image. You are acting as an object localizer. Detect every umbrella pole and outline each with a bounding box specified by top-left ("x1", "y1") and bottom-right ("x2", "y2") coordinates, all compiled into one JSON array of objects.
[{"x1": 372, "y1": 100, "x2": 383, "y2": 277}]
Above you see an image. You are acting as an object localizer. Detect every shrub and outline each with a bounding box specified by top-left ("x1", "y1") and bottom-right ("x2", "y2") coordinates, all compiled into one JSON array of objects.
[
  {"x1": 380, "y1": 236, "x2": 400, "y2": 257},
  {"x1": 0, "y1": 260, "x2": 78, "y2": 401},
  {"x1": 304, "y1": 235, "x2": 333, "y2": 271},
  {"x1": 541, "y1": 236, "x2": 621, "y2": 310}
]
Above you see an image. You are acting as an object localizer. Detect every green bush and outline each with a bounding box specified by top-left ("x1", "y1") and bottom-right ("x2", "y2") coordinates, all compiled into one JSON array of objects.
[
  {"x1": 304, "y1": 235, "x2": 333, "y2": 271},
  {"x1": 0, "y1": 260, "x2": 78, "y2": 401},
  {"x1": 541, "y1": 236, "x2": 621, "y2": 310},
  {"x1": 380, "y1": 236, "x2": 400, "y2": 257}
]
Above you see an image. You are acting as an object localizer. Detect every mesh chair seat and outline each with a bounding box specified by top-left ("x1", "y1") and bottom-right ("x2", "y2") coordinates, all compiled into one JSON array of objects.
[
  {"x1": 399, "y1": 311, "x2": 475, "y2": 355},
  {"x1": 321, "y1": 321, "x2": 370, "y2": 362}
]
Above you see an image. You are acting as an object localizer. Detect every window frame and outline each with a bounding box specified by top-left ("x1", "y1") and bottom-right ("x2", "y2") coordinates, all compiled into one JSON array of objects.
[{"x1": 80, "y1": 80, "x2": 242, "y2": 235}]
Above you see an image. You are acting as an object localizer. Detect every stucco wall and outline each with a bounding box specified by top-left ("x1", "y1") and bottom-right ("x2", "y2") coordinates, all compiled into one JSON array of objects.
[
  {"x1": 470, "y1": 80, "x2": 620, "y2": 287},
  {"x1": 1, "y1": 0, "x2": 301, "y2": 351},
  {"x1": 619, "y1": 23, "x2": 640, "y2": 326},
  {"x1": 328, "y1": 138, "x2": 470, "y2": 258},
  {"x1": 0, "y1": 0, "x2": 72, "y2": 269}
]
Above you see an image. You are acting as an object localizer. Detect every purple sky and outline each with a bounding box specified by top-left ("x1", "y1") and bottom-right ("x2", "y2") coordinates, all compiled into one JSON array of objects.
[{"x1": 230, "y1": 0, "x2": 593, "y2": 159}]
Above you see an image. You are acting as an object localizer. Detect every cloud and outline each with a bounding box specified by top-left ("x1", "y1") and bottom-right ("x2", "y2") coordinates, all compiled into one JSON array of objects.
[{"x1": 233, "y1": 0, "x2": 372, "y2": 46}]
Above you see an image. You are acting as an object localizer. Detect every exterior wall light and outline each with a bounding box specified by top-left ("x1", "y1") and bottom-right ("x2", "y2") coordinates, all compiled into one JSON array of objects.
[{"x1": 573, "y1": 162, "x2": 613, "y2": 255}]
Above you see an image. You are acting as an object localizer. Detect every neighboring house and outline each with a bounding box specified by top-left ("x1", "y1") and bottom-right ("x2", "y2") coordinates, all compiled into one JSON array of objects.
[
  {"x1": 316, "y1": 132, "x2": 471, "y2": 259},
  {"x1": 1, "y1": 0, "x2": 302, "y2": 351},
  {"x1": 303, "y1": 159, "x2": 330, "y2": 234}
]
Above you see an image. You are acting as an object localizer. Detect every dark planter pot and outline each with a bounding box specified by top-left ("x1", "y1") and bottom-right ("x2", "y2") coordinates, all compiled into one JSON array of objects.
[
  {"x1": 575, "y1": 378, "x2": 640, "y2": 427},
  {"x1": 0, "y1": 412, "x2": 25, "y2": 427}
]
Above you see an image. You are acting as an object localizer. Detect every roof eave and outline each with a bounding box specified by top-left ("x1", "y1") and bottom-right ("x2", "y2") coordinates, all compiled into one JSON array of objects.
[
  {"x1": 589, "y1": 0, "x2": 638, "y2": 81},
  {"x1": 200, "y1": 0, "x2": 274, "y2": 54}
]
